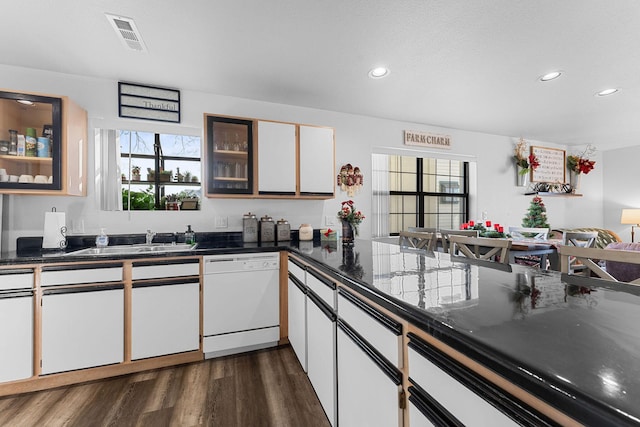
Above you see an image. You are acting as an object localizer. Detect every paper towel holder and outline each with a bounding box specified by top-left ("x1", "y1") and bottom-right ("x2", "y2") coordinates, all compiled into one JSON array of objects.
[{"x1": 42, "y1": 207, "x2": 68, "y2": 250}]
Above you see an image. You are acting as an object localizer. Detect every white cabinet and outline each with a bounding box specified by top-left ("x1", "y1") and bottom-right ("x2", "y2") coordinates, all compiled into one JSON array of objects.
[
  {"x1": 41, "y1": 285, "x2": 124, "y2": 374},
  {"x1": 337, "y1": 321, "x2": 402, "y2": 427},
  {"x1": 258, "y1": 120, "x2": 297, "y2": 194},
  {"x1": 203, "y1": 253, "x2": 280, "y2": 357},
  {"x1": 299, "y1": 125, "x2": 335, "y2": 195},
  {"x1": 408, "y1": 333, "x2": 518, "y2": 426},
  {"x1": 287, "y1": 260, "x2": 307, "y2": 371},
  {"x1": 305, "y1": 269, "x2": 337, "y2": 426},
  {"x1": 307, "y1": 291, "x2": 337, "y2": 427},
  {"x1": 0, "y1": 269, "x2": 34, "y2": 383},
  {"x1": 131, "y1": 281, "x2": 199, "y2": 360}
]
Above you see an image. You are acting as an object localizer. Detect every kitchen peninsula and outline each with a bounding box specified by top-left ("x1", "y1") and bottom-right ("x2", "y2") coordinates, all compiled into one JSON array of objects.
[{"x1": 0, "y1": 235, "x2": 638, "y2": 426}]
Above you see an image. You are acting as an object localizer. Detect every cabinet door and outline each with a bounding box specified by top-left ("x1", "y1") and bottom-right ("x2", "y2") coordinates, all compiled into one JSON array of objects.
[
  {"x1": 287, "y1": 273, "x2": 307, "y2": 372},
  {"x1": 258, "y1": 121, "x2": 296, "y2": 194},
  {"x1": 307, "y1": 292, "x2": 336, "y2": 426},
  {"x1": 299, "y1": 125, "x2": 334, "y2": 195},
  {"x1": 337, "y1": 321, "x2": 401, "y2": 427},
  {"x1": 131, "y1": 281, "x2": 199, "y2": 360},
  {"x1": 205, "y1": 115, "x2": 253, "y2": 195},
  {"x1": 0, "y1": 293, "x2": 33, "y2": 382},
  {"x1": 41, "y1": 286, "x2": 124, "y2": 374}
]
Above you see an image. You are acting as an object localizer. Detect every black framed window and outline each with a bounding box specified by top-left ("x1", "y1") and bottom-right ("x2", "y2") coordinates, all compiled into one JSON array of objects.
[{"x1": 388, "y1": 156, "x2": 468, "y2": 234}]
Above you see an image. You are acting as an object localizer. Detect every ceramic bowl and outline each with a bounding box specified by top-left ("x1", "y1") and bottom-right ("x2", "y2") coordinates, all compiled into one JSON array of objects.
[
  {"x1": 34, "y1": 175, "x2": 48, "y2": 183},
  {"x1": 18, "y1": 174, "x2": 33, "y2": 183}
]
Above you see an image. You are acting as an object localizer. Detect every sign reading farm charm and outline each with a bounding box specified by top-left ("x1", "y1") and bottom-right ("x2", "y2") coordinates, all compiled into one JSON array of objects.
[
  {"x1": 118, "y1": 82, "x2": 181, "y2": 123},
  {"x1": 404, "y1": 130, "x2": 451, "y2": 149}
]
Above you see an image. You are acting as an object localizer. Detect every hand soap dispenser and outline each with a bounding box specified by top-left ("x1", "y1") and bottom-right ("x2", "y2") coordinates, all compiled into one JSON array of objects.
[
  {"x1": 96, "y1": 228, "x2": 109, "y2": 248},
  {"x1": 185, "y1": 225, "x2": 196, "y2": 244}
]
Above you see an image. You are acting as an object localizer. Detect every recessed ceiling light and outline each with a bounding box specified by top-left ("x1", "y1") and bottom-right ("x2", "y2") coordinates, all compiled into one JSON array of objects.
[
  {"x1": 369, "y1": 67, "x2": 390, "y2": 79},
  {"x1": 596, "y1": 88, "x2": 619, "y2": 97},
  {"x1": 539, "y1": 71, "x2": 562, "y2": 82},
  {"x1": 16, "y1": 100, "x2": 34, "y2": 106}
]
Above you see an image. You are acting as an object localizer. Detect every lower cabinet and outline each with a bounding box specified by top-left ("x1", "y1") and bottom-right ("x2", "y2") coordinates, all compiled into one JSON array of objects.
[
  {"x1": 287, "y1": 271, "x2": 307, "y2": 372},
  {"x1": 41, "y1": 285, "x2": 124, "y2": 375},
  {"x1": 408, "y1": 333, "x2": 523, "y2": 426},
  {"x1": 337, "y1": 319, "x2": 402, "y2": 427},
  {"x1": 307, "y1": 290, "x2": 337, "y2": 427},
  {"x1": 131, "y1": 280, "x2": 200, "y2": 360},
  {"x1": 0, "y1": 289, "x2": 33, "y2": 382}
]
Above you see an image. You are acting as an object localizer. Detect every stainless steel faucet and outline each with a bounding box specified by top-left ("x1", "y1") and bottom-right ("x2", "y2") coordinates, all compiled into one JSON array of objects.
[{"x1": 146, "y1": 229, "x2": 156, "y2": 245}]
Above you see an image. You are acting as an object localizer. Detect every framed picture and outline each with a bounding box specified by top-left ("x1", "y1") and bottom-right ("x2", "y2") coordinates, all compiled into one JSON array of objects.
[{"x1": 530, "y1": 146, "x2": 566, "y2": 183}]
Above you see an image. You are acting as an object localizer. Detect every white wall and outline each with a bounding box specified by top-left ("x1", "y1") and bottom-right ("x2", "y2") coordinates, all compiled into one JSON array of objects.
[
  {"x1": 1, "y1": 64, "x2": 606, "y2": 252},
  {"x1": 603, "y1": 146, "x2": 640, "y2": 242}
]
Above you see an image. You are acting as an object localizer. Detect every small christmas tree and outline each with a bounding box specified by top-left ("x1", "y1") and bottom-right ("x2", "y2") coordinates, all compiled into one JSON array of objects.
[{"x1": 522, "y1": 196, "x2": 550, "y2": 229}]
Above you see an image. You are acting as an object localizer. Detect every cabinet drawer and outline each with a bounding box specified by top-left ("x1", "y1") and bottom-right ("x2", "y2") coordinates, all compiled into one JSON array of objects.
[
  {"x1": 0, "y1": 269, "x2": 34, "y2": 290},
  {"x1": 288, "y1": 257, "x2": 305, "y2": 283},
  {"x1": 408, "y1": 333, "x2": 527, "y2": 427},
  {"x1": 41, "y1": 263, "x2": 123, "y2": 286},
  {"x1": 307, "y1": 269, "x2": 336, "y2": 310},
  {"x1": 132, "y1": 259, "x2": 200, "y2": 280},
  {"x1": 338, "y1": 288, "x2": 402, "y2": 367}
]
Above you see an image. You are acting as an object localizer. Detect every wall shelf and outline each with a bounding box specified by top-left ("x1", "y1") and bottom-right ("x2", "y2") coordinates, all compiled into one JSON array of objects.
[{"x1": 524, "y1": 192, "x2": 582, "y2": 197}]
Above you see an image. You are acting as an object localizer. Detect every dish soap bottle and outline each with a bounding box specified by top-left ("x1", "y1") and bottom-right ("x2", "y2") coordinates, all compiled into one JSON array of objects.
[
  {"x1": 185, "y1": 225, "x2": 196, "y2": 245},
  {"x1": 96, "y1": 228, "x2": 109, "y2": 248}
]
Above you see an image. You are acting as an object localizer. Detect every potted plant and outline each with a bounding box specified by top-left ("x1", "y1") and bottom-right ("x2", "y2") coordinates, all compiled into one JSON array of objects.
[
  {"x1": 337, "y1": 200, "x2": 365, "y2": 244},
  {"x1": 159, "y1": 169, "x2": 173, "y2": 182},
  {"x1": 191, "y1": 175, "x2": 199, "y2": 183},
  {"x1": 131, "y1": 166, "x2": 141, "y2": 181},
  {"x1": 122, "y1": 187, "x2": 155, "y2": 210},
  {"x1": 177, "y1": 189, "x2": 200, "y2": 210},
  {"x1": 146, "y1": 168, "x2": 155, "y2": 181}
]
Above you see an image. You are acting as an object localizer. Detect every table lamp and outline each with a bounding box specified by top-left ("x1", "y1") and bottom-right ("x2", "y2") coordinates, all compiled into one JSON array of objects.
[{"x1": 621, "y1": 209, "x2": 640, "y2": 242}]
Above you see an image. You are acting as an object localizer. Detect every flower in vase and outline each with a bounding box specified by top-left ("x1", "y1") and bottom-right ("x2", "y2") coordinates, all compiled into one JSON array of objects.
[
  {"x1": 513, "y1": 137, "x2": 540, "y2": 175},
  {"x1": 337, "y1": 200, "x2": 365, "y2": 235},
  {"x1": 567, "y1": 144, "x2": 596, "y2": 174}
]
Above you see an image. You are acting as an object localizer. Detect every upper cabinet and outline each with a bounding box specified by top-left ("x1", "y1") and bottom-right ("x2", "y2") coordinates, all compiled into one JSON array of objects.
[
  {"x1": 0, "y1": 90, "x2": 87, "y2": 196},
  {"x1": 205, "y1": 114, "x2": 335, "y2": 199},
  {"x1": 258, "y1": 120, "x2": 297, "y2": 195},
  {"x1": 204, "y1": 115, "x2": 254, "y2": 195},
  {"x1": 299, "y1": 125, "x2": 335, "y2": 196}
]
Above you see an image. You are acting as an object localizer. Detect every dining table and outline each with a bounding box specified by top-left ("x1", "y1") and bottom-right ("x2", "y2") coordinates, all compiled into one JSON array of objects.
[{"x1": 509, "y1": 238, "x2": 562, "y2": 270}]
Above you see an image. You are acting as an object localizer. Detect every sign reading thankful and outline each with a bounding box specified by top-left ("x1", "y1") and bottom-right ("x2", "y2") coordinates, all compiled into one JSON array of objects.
[
  {"x1": 404, "y1": 130, "x2": 451, "y2": 149},
  {"x1": 118, "y1": 82, "x2": 181, "y2": 123}
]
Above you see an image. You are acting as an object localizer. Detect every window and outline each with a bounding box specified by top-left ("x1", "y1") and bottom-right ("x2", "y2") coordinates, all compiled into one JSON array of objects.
[
  {"x1": 388, "y1": 156, "x2": 468, "y2": 234},
  {"x1": 120, "y1": 130, "x2": 201, "y2": 210}
]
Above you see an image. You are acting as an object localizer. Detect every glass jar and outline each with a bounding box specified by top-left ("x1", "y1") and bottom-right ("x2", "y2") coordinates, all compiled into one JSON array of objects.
[
  {"x1": 8, "y1": 130, "x2": 18, "y2": 156},
  {"x1": 299, "y1": 224, "x2": 313, "y2": 241}
]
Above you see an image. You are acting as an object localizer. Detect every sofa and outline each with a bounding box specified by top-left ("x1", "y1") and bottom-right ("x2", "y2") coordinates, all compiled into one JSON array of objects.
[
  {"x1": 604, "y1": 242, "x2": 640, "y2": 282},
  {"x1": 550, "y1": 228, "x2": 622, "y2": 249}
]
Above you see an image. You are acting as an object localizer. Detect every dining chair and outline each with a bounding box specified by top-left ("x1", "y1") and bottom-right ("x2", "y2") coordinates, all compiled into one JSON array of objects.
[
  {"x1": 398, "y1": 231, "x2": 437, "y2": 252},
  {"x1": 509, "y1": 227, "x2": 550, "y2": 268},
  {"x1": 439, "y1": 229, "x2": 479, "y2": 253},
  {"x1": 448, "y1": 235, "x2": 512, "y2": 264},
  {"x1": 562, "y1": 231, "x2": 599, "y2": 274},
  {"x1": 558, "y1": 245, "x2": 640, "y2": 285},
  {"x1": 508, "y1": 227, "x2": 549, "y2": 241}
]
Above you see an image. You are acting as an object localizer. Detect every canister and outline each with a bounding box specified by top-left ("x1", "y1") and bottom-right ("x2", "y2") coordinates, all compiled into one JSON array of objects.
[
  {"x1": 242, "y1": 212, "x2": 258, "y2": 243},
  {"x1": 276, "y1": 218, "x2": 291, "y2": 242},
  {"x1": 37, "y1": 137, "x2": 50, "y2": 158},
  {"x1": 260, "y1": 215, "x2": 275, "y2": 242},
  {"x1": 25, "y1": 128, "x2": 37, "y2": 157},
  {"x1": 299, "y1": 224, "x2": 313, "y2": 241}
]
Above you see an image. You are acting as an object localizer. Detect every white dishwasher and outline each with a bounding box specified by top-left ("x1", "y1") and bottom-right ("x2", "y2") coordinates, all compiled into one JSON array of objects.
[{"x1": 203, "y1": 252, "x2": 280, "y2": 358}]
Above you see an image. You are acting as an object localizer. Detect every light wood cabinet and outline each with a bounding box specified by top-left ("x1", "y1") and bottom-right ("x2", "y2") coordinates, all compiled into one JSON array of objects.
[
  {"x1": 204, "y1": 113, "x2": 335, "y2": 199},
  {"x1": 0, "y1": 89, "x2": 87, "y2": 196}
]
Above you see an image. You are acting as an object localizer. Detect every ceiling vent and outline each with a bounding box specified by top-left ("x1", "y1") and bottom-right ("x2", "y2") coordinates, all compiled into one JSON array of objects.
[{"x1": 105, "y1": 13, "x2": 148, "y2": 52}]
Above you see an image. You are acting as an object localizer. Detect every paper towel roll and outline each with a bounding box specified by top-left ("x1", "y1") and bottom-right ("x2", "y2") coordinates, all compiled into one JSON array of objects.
[{"x1": 43, "y1": 211, "x2": 66, "y2": 249}]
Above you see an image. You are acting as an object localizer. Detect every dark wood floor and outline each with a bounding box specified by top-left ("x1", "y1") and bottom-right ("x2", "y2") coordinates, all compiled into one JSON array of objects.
[{"x1": 0, "y1": 345, "x2": 330, "y2": 427}]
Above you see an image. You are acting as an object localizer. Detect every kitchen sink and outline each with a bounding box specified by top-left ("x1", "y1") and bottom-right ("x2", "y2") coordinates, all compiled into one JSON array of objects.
[{"x1": 65, "y1": 243, "x2": 197, "y2": 256}]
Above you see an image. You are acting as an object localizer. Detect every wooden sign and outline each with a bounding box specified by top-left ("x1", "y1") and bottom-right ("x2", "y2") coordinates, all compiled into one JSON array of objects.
[
  {"x1": 530, "y1": 146, "x2": 566, "y2": 183},
  {"x1": 118, "y1": 82, "x2": 181, "y2": 123},
  {"x1": 404, "y1": 130, "x2": 451, "y2": 149}
]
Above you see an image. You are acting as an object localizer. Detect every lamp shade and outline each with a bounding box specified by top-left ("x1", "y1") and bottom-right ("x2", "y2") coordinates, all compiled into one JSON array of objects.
[{"x1": 621, "y1": 209, "x2": 640, "y2": 225}]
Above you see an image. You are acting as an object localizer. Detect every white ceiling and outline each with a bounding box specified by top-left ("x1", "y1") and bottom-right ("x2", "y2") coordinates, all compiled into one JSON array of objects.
[{"x1": 2, "y1": 0, "x2": 639, "y2": 150}]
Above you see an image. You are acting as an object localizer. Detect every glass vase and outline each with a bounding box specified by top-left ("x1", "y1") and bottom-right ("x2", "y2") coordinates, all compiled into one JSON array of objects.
[{"x1": 341, "y1": 220, "x2": 355, "y2": 245}]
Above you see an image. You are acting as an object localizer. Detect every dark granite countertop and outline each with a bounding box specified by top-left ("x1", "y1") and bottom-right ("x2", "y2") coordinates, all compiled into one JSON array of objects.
[
  {"x1": 291, "y1": 238, "x2": 640, "y2": 426},
  {"x1": 5, "y1": 233, "x2": 639, "y2": 425}
]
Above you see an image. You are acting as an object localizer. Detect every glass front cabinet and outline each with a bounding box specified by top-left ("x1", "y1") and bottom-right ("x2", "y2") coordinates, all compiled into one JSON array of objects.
[
  {"x1": 0, "y1": 90, "x2": 87, "y2": 195},
  {"x1": 205, "y1": 115, "x2": 253, "y2": 195}
]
